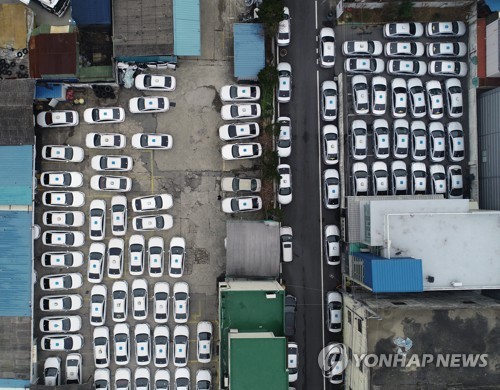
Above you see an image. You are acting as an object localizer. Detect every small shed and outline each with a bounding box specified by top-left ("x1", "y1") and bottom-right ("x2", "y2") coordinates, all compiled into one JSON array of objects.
[
  {"x1": 29, "y1": 32, "x2": 78, "y2": 79},
  {"x1": 233, "y1": 23, "x2": 265, "y2": 81}
]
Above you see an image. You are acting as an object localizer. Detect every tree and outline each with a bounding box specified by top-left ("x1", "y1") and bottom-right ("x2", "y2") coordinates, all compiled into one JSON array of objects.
[
  {"x1": 256, "y1": 0, "x2": 285, "y2": 38},
  {"x1": 261, "y1": 150, "x2": 280, "y2": 180},
  {"x1": 258, "y1": 65, "x2": 278, "y2": 121},
  {"x1": 398, "y1": 0, "x2": 414, "y2": 21}
]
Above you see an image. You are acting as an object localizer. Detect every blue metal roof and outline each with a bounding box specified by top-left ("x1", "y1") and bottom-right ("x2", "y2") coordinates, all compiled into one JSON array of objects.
[
  {"x1": 173, "y1": 0, "x2": 201, "y2": 56},
  {"x1": 355, "y1": 252, "x2": 423, "y2": 293},
  {"x1": 0, "y1": 379, "x2": 30, "y2": 388},
  {"x1": 0, "y1": 146, "x2": 33, "y2": 206},
  {"x1": 234, "y1": 23, "x2": 265, "y2": 80},
  {"x1": 485, "y1": 0, "x2": 500, "y2": 11},
  {"x1": 0, "y1": 211, "x2": 33, "y2": 316},
  {"x1": 35, "y1": 83, "x2": 64, "y2": 99},
  {"x1": 71, "y1": 0, "x2": 112, "y2": 25}
]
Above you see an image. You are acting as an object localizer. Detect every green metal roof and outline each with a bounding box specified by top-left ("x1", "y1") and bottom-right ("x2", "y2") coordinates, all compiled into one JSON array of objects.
[
  {"x1": 229, "y1": 336, "x2": 288, "y2": 390},
  {"x1": 173, "y1": 0, "x2": 201, "y2": 56}
]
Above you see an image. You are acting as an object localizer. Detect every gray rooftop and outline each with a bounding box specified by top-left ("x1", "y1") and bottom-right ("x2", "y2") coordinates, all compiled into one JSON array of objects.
[
  {"x1": 0, "y1": 316, "x2": 31, "y2": 381},
  {"x1": 0, "y1": 79, "x2": 35, "y2": 145},
  {"x1": 226, "y1": 220, "x2": 280, "y2": 278},
  {"x1": 113, "y1": 0, "x2": 174, "y2": 57}
]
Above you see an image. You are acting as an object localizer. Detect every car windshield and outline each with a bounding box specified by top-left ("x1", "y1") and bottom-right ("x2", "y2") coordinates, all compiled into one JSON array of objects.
[
  {"x1": 230, "y1": 106, "x2": 239, "y2": 117},
  {"x1": 171, "y1": 246, "x2": 184, "y2": 255}
]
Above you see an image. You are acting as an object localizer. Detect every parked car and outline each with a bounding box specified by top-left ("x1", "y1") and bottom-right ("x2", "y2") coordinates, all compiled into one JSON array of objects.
[
  {"x1": 393, "y1": 119, "x2": 409, "y2": 159},
  {"x1": 87, "y1": 243, "x2": 106, "y2": 283},
  {"x1": 107, "y1": 238, "x2": 124, "y2": 279},
  {"x1": 132, "y1": 194, "x2": 173, "y2": 212},
  {"x1": 129, "y1": 96, "x2": 169, "y2": 114},
  {"x1": 411, "y1": 162, "x2": 427, "y2": 195},
  {"x1": 195, "y1": 369, "x2": 211, "y2": 390},
  {"x1": 407, "y1": 78, "x2": 426, "y2": 118},
  {"x1": 154, "y1": 370, "x2": 170, "y2": 390},
  {"x1": 447, "y1": 165, "x2": 463, "y2": 199},
  {"x1": 321, "y1": 80, "x2": 338, "y2": 121},
  {"x1": 115, "y1": 368, "x2": 131, "y2": 390},
  {"x1": 410, "y1": 121, "x2": 427, "y2": 161},
  {"x1": 37, "y1": 110, "x2": 79, "y2": 128},
  {"x1": 132, "y1": 214, "x2": 173, "y2": 231},
  {"x1": 111, "y1": 280, "x2": 128, "y2": 322},
  {"x1": 42, "y1": 191, "x2": 85, "y2": 208},
  {"x1": 134, "y1": 367, "x2": 151, "y2": 390},
  {"x1": 39, "y1": 315, "x2": 82, "y2": 333},
  {"x1": 319, "y1": 27, "x2": 335, "y2": 68},
  {"x1": 91, "y1": 155, "x2": 133, "y2": 172},
  {"x1": 391, "y1": 160, "x2": 408, "y2": 195},
  {"x1": 352, "y1": 75, "x2": 369, "y2": 115},
  {"x1": 428, "y1": 122, "x2": 446, "y2": 162},
  {"x1": 168, "y1": 236, "x2": 185, "y2": 278},
  {"x1": 427, "y1": 42, "x2": 467, "y2": 58},
  {"x1": 371, "y1": 76, "x2": 387, "y2": 116},
  {"x1": 44, "y1": 357, "x2": 61, "y2": 386},
  {"x1": 131, "y1": 133, "x2": 173, "y2": 149},
  {"x1": 149, "y1": 236, "x2": 165, "y2": 277},
  {"x1": 65, "y1": 354, "x2": 82, "y2": 385},
  {"x1": 221, "y1": 196, "x2": 262, "y2": 213},
  {"x1": 372, "y1": 161, "x2": 389, "y2": 195},
  {"x1": 111, "y1": 195, "x2": 127, "y2": 236},
  {"x1": 277, "y1": 116, "x2": 292, "y2": 157},
  {"x1": 344, "y1": 58, "x2": 384, "y2": 74},
  {"x1": 42, "y1": 251, "x2": 84, "y2": 268},
  {"x1": 277, "y1": 164, "x2": 292, "y2": 205},
  {"x1": 324, "y1": 225, "x2": 340, "y2": 266},
  {"x1": 277, "y1": 7, "x2": 291, "y2": 46},
  {"x1": 86, "y1": 133, "x2": 126, "y2": 149},
  {"x1": 352, "y1": 162, "x2": 369, "y2": 196},
  {"x1": 446, "y1": 122, "x2": 465, "y2": 162},
  {"x1": 154, "y1": 326, "x2": 170, "y2": 368},
  {"x1": 221, "y1": 143, "x2": 262, "y2": 160},
  {"x1": 43, "y1": 211, "x2": 85, "y2": 228},
  {"x1": 42, "y1": 231, "x2": 85, "y2": 248},
  {"x1": 173, "y1": 282, "x2": 190, "y2": 324},
  {"x1": 94, "y1": 369, "x2": 111, "y2": 390},
  {"x1": 218, "y1": 122, "x2": 260, "y2": 140},
  {"x1": 391, "y1": 78, "x2": 407, "y2": 118},
  {"x1": 342, "y1": 40, "x2": 382, "y2": 56},
  {"x1": 280, "y1": 226, "x2": 293, "y2": 263},
  {"x1": 387, "y1": 60, "x2": 426, "y2": 76},
  {"x1": 277, "y1": 62, "x2": 292, "y2": 103},
  {"x1": 324, "y1": 343, "x2": 347, "y2": 384},
  {"x1": 445, "y1": 78, "x2": 463, "y2": 118},
  {"x1": 175, "y1": 368, "x2": 191, "y2": 389},
  {"x1": 425, "y1": 80, "x2": 444, "y2": 120},
  {"x1": 83, "y1": 107, "x2": 125, "y2": 124},
  {"x1": 42, "y1": 145, "x2": 84, "y2": 162},
  {"x1": 90, "y1": 285, "x2": 107, "y2": 326},
  {"x1": 428, "y1": 61, "x2": 467, "y2": 77},
  {"x1": 221, "y1": 177, "x2": 261, "y2": 192},
  {"x1": 154, "y1": 282, "x2": 170, "y2": 323},
  {"x1": 132, "y1": 279, "x2": 148, "y2": 321},
  {"x1": 135, "y1": 324, "x2": 152, "y2": 366},
  {"x1": 426, "y1": 21, "x2": 466, "y2": 37},
  {"x1": 323, "y1": 169, "x2": 340, "y2": 209},
  {"x1": 129, "y1": 234, "x2": 146, "y2": 275},
  {"x1": 135, "y1": 74, "x2": 176, "y2": 91},
  {"x1": 430, "y1": 164, "x2": 447, "y2": 195},
  {"x1": 220, "y1": 103, "x2": 261, "y2": 120},
  {"x1": 41, "y1": 171, "x2": 83, "y2": 188},
  {"x1": 40, "y1": 294, "x2": 83, "y2": 312},
  {"x1": 384, "y1": 42, "x2": 424, "y2": 57},
  {"x1": 383, "y1": 22, "x2": 424, "y2": 38},
  {"x1": 284, "y1": 294, "x2": 297, "y2": 337},
  {"x1": 89, "y1": 199, "x2": 106, "y2": 241},
  {"x1": 41, "y1": 334, "x2": 84, "y2": 351},
  {"x1": 322, "y1": 125, "x2": 339, "y2": 165},
  {"x1": 220, "y1": 84, "x2": 261, "y2": 102},
  {"x1": 197, "y1": 321, "x2": 213, "y2": 363},
  {"x1": 90, "y1": 175, "x2": 132, "y2": 192},
  {"x1": 373, "y1": 119, "x2": 390, "y2": 159},
  {"x1": 114, "y1": 323, "x2": 130, "y2": 366},
  {"x1": 288, "y1": 342, "x2": 299, "y2": 383},
  {"x1": 326, "y1": 291, "x2": 342, "y2": 333},
  {"x1": 173, "y1": 325, "x2": 189, "y2": 367},
  {"x1": 351, "y1": 120, "x2": 367, "y2": 160}
]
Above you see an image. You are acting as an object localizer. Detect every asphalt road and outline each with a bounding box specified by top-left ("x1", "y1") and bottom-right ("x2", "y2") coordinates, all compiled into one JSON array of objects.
[{"x1": 279, "y1": 1, "x2": 342, "y2": 389}]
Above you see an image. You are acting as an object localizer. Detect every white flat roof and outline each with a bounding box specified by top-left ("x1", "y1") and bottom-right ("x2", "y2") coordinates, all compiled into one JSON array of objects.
[{"x1": 381, "y1": 211, "x2": 500, "y2": 290}]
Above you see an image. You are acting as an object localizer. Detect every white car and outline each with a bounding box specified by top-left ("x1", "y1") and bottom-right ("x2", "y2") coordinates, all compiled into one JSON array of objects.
[
  {"x1": 173, "y1": 282, "x2": 190, "y2": 324},
  {"x1": 393, "y1": 119, "x2": 409, "y2": 159},
  {"x1": 41, "y1": 334, "x2": 84, "y2": 351},
  {"x1": 154, "y1": 326, "x2": 170, "y2": 367},
  {"x1": 220, "y1": 103, "x2": 261, "y2": 120},
  {"x1": 42, "y1": 231, "x2": 85, "y2": 248},
  {"x1": 132, "y1": 279, "x2": 148, "y2": 321},
  {"x1": 40, "y1": 315, "x2": 82, "y2": 333},
  {"x1": 371, "y1": 76, "x2": 387, "y2": 116},
  {"x1": 344, "y1": 58, "x2": 384, "y2": 74},
  {"x1": 352, "y1": 162, "x2": 369, "y2": 196},
  {"x1": 91, "y1": 155, "x2": 133, "y2": 172},
  {"x1": 221, "y1": 177, "x2": 261, "y2": 192},
  {"x1": 148, "y1": 236, "x2": 165, "y2": 277},
  {"x1": 385, "y1": 42, "x2": 424, "y2": 57},
  {"x1": 325, "y1": 343, "x2": 347, "y2": 384},
  {"x1": 94, "y1": 369, "x2": 111, "y2": 390},
  {"x1": 90, "y1": 175, "x2": 132, "y2": 192},
  {"x1": 319, "y1": 27, "x2": 335, "y2": 68},
  {"x1": 111, "y1": 280, "x2": 128, "y2": 322},
  {"x1": 372, "y1": 161, "x2": 389, "y2": 196},
  {"x1": 288, "y1": 342, "x2": 299, "y2": 382},
  {"x1": 65, "y1": 353, "x2": 82, "y2": 385},
  {"x1": 176, "y1": 368, "x2": 190, "y2": 390},
  {"x1": 447, "y1": 122, "x2": 465, "y2": 162},
  {"x1": 221, "y1": 196, "x2": 262, "y2": 213},
  {"x1": 430, "y1": 164, "x2": 447, "y2": 195},
  {"x1": 168, "y1": 236, "x2": 186, "y2": 278},
  {"x1": 107, "y1": 238, "x2": 124, "y2": 279},
  {"x1": 154, "y1": 370, "x2": 170, "y2": 390},
  {"x1": 321, "y1": 80, "x2": 337, "y2": 121},
  {"x1": 114, "y1": 324, "x2": 130, "y2": 365},
  {"x1": 280, "y1": 226, "x2": 293, "y2": 263},
  {"x1": 411, "y1": 162, "x2": 427, "y2": 195},
  {"x1": 133, "y1": 214, "x2": 173, "y2": 231},
  {"x1": 326, "y1": 291, "x2": 342, "y2": 333},
  {"x1": 42, "y1": 191, "x2": 85, "y2": 208},
  {"x1": 86, "y1": 133, "x2": 126, "y2": 149},
  {"x1": 445, "y1": 78, "x2": 463, "y2": 118},
  {"x1": 111, "y1": 195, "x2": 127, "y2": 236},
  {"x1": 219, "y1": 85, "x2": 261, "y2": 102},
  {"x1": 93, "y1": 326, "x2": 110, "y2": 368},
  {"x1": 195, "y1": 369, "x2": 211, "y2": 390},
  {"x1": 41, "y1": 171, "x2": 83, "y2": 188},
  {"x1": 129, "y1": 96, "x2": 169, "y2": 113},
  {"x1": 40, "y1": 294, "x2": 83, "y2": 312},
  {"x1": 87, "y1": 243, "x2": 106, "y2": 283},
  {"x1": 135, "y1": 368, "x2": 151, "y2": 390},
  {"x1": 277, "y1": 7, "x2": 291, "y2": 46},
  {"x1": 425, "y1": 80, "x2": 444, "y2": 120},
  {"x1": 42, "y1": 251, "x2": 84, "y2": 268},
  {"x1": 44, "y1": 357, "x2": 61, "y2": 386},
  {"x1": 447, "y1": 165, "x2": 463, "y2": 199},
  {"x1": 324, "y1": 224, "x2": 340, "y2": 266},
  {"x1": 352, "y1": 75, "x2": 369, "y2": 115},
  {"x1": 427, "y1": 42, "x2": 467, "y2": 58},
  {"x1": 90, "y1": 285, "x2": 107, "y2": 326},
  {"x1": 277, "y1": 116, "x2": 292, "y2": 157},
  {"x1": 173, "y1": 325, "x2": 189, "y2": 367},
  {"x1": 89, "y1": 199, "x2": 106, "y2": 241},
  {"x1": 131, "y1": 133, "x2": 173, "y2": 149},
  {"x1": 428, "y1": 122, "x2": 446, "y2": 162},
  {"x1": 132, "y1": 194, "x2": 173, "y2": 212},
  {"x1": 427, "y1": 21, "x2": 466, "y2": 37},
  {"x1": 428, "y1": 60, "x2": 467, "y2": 77},
  {"x1": 221, "y1": 143, "x2": 262, "y2": 160},
  {"x1": 323, "y1": 169, "x2": 340, "y2": 209},
  {"x1": 42, "y1": 145, "x2": 84, "y2": 162},
  {"x1": 322, "y1": 125, "x2": 339, "y2": 165},
  {"x1": 83, "y1": 107, "x2": 125, "y2": 124},
  {"x1": 277, "y1": 164, "x2": 292, "y2": 205},
  {"x1": 342, "y1": 40, "x2": 382, "y2": 56},
  {"x1": 383, "y1": 22, "x2": 424, "y2": 38},
  {"x1": 154, "y1": 282, "x2": 170, "y2": 323},
  {"x1": 115, "y1": 368, "x2": 131, "y2": 390},
  {"x1": 373, "y1": 119, "x2": 390, "y2": 159},
  {"x1": 43, "y1": 211, "x2": 85, "y2": 228},
  {"x1": 218, "y1": 122, "x2": 260, "y2": 141},
  {"x1": 391, "y1": 78, "x2": 407, "y2": 118},
  {"x1": 351, "y1": 120, "x2": 367, "y2": 160},
  {"x1": 387, "y1": 60, "x2": 427, "y2": 76},
  {"x1": 407, "y1": 78, "x2": 426, "y2": 118},
  {"x1": 410, "y1": 121, "x2": 427, "y2": 161},
  {"x1": 129, "y1": 234, "x2": 146, "y2": 275},
  {"x1": 391, "y1": 160, "x2": 408, "y2": 195},
  {"x1": 277, "y1": 62, "x2": 292, "y2": 103},
  {"x1": 36, "y1": 110, "x2": 79, "y2": 128},
  {"x1": 135, "y1": 74, "x2": 176, "y2": 91}
]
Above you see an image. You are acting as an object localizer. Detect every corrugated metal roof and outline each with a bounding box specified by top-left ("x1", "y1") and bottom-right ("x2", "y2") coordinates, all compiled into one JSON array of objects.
[
  {"x1": 0, "y1": 145, "x2": 33, "y2": 206},
  {"x1": 29, "y1": 33, "x2": 78, "y2": 78},
  {"x1": 234, "y1": 23, "x2": 265, "y2": 80},
  {"x1": 355, "y1": 252, "x2": 423, "y2": 293},
  {"x1": 0, "y1": 211, "x2": 32, "y2": 316},
  {"x1": 72, "y1": 0, "x2": 111, "y2": 25},
  {"x1": 173, "y1": 0, "x2": 200, "y2": 56}
]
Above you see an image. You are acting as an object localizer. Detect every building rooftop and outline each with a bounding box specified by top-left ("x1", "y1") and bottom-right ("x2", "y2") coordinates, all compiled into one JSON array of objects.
[
  {"x1": 29, "y1": 32, "x2": 78, "y2": 79},
  {"x1": 233, "y1": 23, "x2": 265, "y2": 80},
  {"x1": 172, "y1": 0, "x2": 201, "y2": 56},
  {"x1": 0, "y1": 145, "x2": 34, "y2": 205}
]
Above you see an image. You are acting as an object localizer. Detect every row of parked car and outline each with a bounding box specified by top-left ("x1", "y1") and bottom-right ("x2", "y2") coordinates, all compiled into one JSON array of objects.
[{"x1": 342, "y1": 40, "x2": 467, "y2": 58}]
